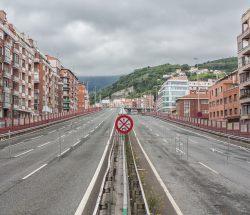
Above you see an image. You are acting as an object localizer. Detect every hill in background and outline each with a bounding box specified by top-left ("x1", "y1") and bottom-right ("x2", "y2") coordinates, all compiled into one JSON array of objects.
[
  {"x1": 93, "y1": 57, "x2": 237, "y2": 102},
  {"x1": 78, "y1": 75, "x2": 120, "y2": 92}
]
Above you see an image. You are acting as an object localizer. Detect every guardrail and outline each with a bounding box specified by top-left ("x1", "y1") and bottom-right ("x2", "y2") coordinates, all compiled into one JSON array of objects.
[
  {"x1": 0, "y1": 108, "x2": 101, "y2": 138},
  {"x1": 143, "y1": 112, "x2": 250, "y2": 142}
]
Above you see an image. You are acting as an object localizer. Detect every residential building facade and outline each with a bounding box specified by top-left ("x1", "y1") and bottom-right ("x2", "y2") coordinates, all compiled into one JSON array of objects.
[
  {"x1": 176, "y1": 93, "x2": 209, "y2": 119},
  {"x1": 0, "y1": 10, "x2": 35, "y2": 119},
  {"x1": 157, "y1": 76, "x2": 189, "y2": 112},
  {"x1": 60, "y1": 68, "x2": 79, "y2": 112},
  {"x1": 34, "y1": 51, "x2": 60, "y2": 114},
  {"x1": 77, "y1": 82, "x2": 86, "y2": 112},
  {"x1": 237, "y1": 8, "x2": 250, "y2": 125},
  {"x1": 208, "y1": 71, "x2": 240, "y2": 122}
]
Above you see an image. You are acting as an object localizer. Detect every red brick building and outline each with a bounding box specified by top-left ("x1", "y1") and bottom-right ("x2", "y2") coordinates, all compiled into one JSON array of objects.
[
  {"x1": 77, "y1": 82, "x2": 86, "y2": 111},
  {"x1": 208, "y1": 71, "x2": 240, "y2": 122},
  {"x1": 176, "y1": 93, "x2": 209, "y2": 119}
]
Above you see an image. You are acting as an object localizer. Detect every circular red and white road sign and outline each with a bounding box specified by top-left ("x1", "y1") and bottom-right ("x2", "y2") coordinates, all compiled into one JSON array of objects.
[{"x1": 115, "y1": 115, "x2": 133, "y2": 134}]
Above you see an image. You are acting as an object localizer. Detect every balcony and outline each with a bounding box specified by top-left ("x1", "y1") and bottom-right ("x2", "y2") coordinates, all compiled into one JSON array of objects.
[
  {"x1": 3, "y1": 70, "x2": 11, "y2": 79},
  {"x1": 241, "y1": 76, "x2": 250, "y2": 87},
  {"x1": 4, "y1": 56, "x2": 11, "y2": 64},
  {"x1": 34, "y1": 73, "x2": 39, "y2": 83},
  {"x1": 239, "y1": 56, "x2": 250, "y2": 71},
  {"x1": 3, "y1": 101, "x2": 11, "y2": 109},
  {"x1": 240, "y1": 43, "x2": 250, "y2": 55},
  {"x1": 63, "y1": 106, "x2": 70, "y2": 109},
  {"x1": 63, "y1": 99, "x2": 70, "y2": 103},
  {"x1": 13, "y1": 61, "x2": 20, "y2": 69},
  {"x1": 238, "y1": 27, "x2": 250, "y2": 41},
  {"x1": 13, "y1": 75, "x2": 19, "y2": 83},
  {"x1": 3, "y1": 86, "x2": 10, "y2": 93}
]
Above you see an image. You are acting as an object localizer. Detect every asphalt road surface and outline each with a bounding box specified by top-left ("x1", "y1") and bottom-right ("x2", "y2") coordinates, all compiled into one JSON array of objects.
[
  {"x1": 0, "y1": 108, "x2": 117, "y2": 215},
  {"x1": 133, "y1": 114, "x2": 250, "y2": 215}
]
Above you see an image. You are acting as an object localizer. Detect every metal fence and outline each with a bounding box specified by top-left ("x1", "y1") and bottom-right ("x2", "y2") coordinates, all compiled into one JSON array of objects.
[
  {"x1": 0, "y1": 108, "x2": 101, "y2": 134},
  {"x1": 143, "y1": 112, "x2": 250, "y2": 138}
]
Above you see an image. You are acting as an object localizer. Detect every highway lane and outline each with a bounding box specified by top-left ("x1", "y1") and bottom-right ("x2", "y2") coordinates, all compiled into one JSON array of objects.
[
  {"x1": 0, "y1": 108, "x2": 117, "y2": 215},
  {"x1": 133, "y1": 114, "x2": 250, "y2": 215}
]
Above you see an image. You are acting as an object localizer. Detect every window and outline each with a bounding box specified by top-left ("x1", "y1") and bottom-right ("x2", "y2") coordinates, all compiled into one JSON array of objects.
[
  {"x1": 224, "y1": 109, "x2": 228, "y2": 116},
  {"x1": 229, "y1": 109, "x2": 232, "y2": 115},
  {"x1": 217, "y1": 111, "x2": 219, "y2": 117},
  {"x1": 0, "y1": 46, "x2": 2, "y2": 56},
  {"x1": 220, "y1": 99, "x2": 222, "y2": 105},
  {"x1": 221, "y1": 110, "x2": 223, "y2": 116},
  {"x1": 22, "y1": 85, "x2": 25, "y2": 93},
  {"x1": 229, "y1": 96, "x2": 232, "y2": 103},
  {"x1": 22, "y1": 59, "x2": 25, "y2": 68},
  {"x1": 216, "y1": 100, "x2": 219, "y2": 105},
  {"x1": 234, "y1": 94, "x2": 237, "y2": 101},
  {"x1": 13, "y1": 53, "x2": 19, "y2": 64},
  {"x1": 28, "y1": 64, "x2": 31, "y2": 71},
  {"x1": 213, "y1": 112, "x2": 215, "y2": 117},
  {"x1": 234, "y1": 108, "x2": 238, "y2": 114},
  {"x1": 224, "y1": 97, "x2": 227, "y2": 104},
  {"x1": 4, "y1": 47, "x2": 11, "y2": 60}
]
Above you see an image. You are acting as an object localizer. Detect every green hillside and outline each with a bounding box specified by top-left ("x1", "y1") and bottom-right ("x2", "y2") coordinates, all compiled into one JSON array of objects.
[
  {"x1": 91, "y1": 57, "x2": 238, "y2": 104},
  {"x1": 197, "y1": 57, "x2": 237, "y2": 73}
]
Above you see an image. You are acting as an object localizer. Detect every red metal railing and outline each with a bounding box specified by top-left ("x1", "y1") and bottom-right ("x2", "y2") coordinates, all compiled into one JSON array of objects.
[
  {"x1": 0, "y1": 108, "x2": 101, "y2": 134},
  {"x1": 143, "y1": 112, "x2": 250, "y2": 138}
]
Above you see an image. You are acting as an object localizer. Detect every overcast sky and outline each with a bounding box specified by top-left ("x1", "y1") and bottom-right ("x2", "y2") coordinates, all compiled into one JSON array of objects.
[{"x1": 0, "y1": 1, "x2": 249, "y2": 76}]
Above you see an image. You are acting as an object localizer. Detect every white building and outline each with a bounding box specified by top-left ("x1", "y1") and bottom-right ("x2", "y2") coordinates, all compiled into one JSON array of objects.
[
  {"x1": 188, "y1": 79, "x2": 215, "y2": 92},
  {"x1": 157, "y1": 76, "x2": 189, "y2": 112}
]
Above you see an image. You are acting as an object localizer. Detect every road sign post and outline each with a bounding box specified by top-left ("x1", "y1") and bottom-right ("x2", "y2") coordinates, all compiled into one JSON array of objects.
[{"x1": 115, "y1": 115, "x2": 134, "y2": 134}]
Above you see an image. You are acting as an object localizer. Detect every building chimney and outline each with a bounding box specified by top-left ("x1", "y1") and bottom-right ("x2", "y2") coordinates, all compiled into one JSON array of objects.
[{"x1": 0, "y1": 10, "x2": 7, "y2": 22}]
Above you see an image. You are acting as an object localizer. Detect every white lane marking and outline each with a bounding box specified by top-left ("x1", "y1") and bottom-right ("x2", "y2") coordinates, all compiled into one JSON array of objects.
[
  {"x1": 176, "y1": 148, "x2": 185, "y2": 154},
  {"x1": 38, "y1": 142, "x2": 51, "y2": 148},
  {"x1": 156, "y1": 133, "x2": 160, "y2": 137},
  {"x1": 199, "y1": 162, "x2": 219, "y2": 174},
  {"x1": 133, "y1": 129, "x2": 183, "y2": 215},
  {"x1": 73, "y1": 140, "x2": 81, "y2": 147},
  {"x1": 84, "y1": 134, "x2": 89, "y2": 138},
  {"x1": 210, "y1": 148, "x2": 224, "y2": 154},
  {"x1": 22, "y1": 164, "x2": 47, "y2": 180},
  {"x1": 31, "y1": 135, "x2": 43, "y2": 140},
  {"x1": 74, "y1": 124, "x2": 115, "y2": 215},
  {"x1": 58, "y1": 148, "x2": 70, "y2": 157},
  {"x1": 48, "y1": 130, "x2": 56, "y2": 134},
  {"x1": 14, "y1": 149, "x2": 34, "y2": 158},
  {"x1": 90, "y1": 129, "x2": 95, "y2": 133},
  {"x1": 159, "y1": 120, "x2": 250, "y2": 152},
  {"x1": 61, "y1": 134, "x2": 66, "y2": 138}
]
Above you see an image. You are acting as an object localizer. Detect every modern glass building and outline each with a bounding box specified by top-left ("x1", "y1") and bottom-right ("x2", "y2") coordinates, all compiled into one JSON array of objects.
[{"x1": 156, "y1": 76, "x2": 189, "y2": 112}]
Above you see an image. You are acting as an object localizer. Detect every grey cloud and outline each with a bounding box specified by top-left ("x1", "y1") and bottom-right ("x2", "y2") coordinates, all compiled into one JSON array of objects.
[{"x1": 0, "y1": 0, "x2": 249, "y2": 76}]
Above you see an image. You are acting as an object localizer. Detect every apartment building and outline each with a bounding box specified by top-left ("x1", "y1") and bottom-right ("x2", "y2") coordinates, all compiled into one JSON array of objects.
[
  {"x1": 237, "y1": 8, "x2": 250, "y2": 125},
  {"x1": 46, "y1": 55, "x2": 63, "y2": 113},
  {"x1": 188, "y1": 79, "x2": 215, "y2": 93},
  {"x1": 176, "y1": 93, "x2": 209, "y2": 119},
  {"x1": 34, "y1": 52, "x2": 60, "y2": 114},
  {"x1": 77, "y1": 82, "x2": 86, "y2": 111},
  {"x1": 60, "y1": 68, "x2": 79, "y2": 112},
  {"x1": 0, "y1": 10, "x2": 35, "y2": 119},
  {"x1": 208, "y1": 71, "x2": 240, "y2": 122},
  {"x1": 157, "y1": 76, "x2": 189, "y2": 112}
]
